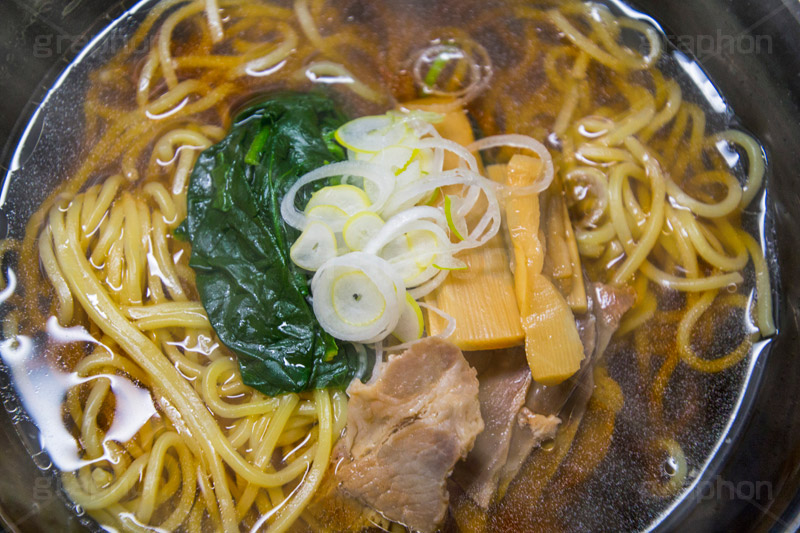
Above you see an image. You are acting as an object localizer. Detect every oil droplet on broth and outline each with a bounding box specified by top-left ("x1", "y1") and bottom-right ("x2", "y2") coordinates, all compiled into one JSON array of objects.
[{"x1": 663, "y1": 456, "x2": 678, "y2": 477}]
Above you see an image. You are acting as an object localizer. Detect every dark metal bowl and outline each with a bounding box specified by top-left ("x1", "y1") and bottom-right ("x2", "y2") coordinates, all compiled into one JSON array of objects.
[
  {"x1": 636, "y1": 2, "x2": 800, "y2": 531},
  {"x1": 0, "y1": 0, "x2": 798, "y2": 531}
]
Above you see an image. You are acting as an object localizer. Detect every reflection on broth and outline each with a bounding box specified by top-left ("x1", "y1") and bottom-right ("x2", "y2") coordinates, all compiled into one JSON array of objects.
[
  {"x1": 0, "y1": 0, "x2": 776, "y2": 531},
  {"x1": 0, "y1": 323, "x2": 157, "y2": 472}
]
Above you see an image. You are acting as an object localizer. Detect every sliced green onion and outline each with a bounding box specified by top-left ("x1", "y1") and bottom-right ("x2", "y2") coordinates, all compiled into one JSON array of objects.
[
  {"x1": 290, "y1": 221, "x2": 338, "y2": 271},
  {"x1": 392, "y1": 292, "x2": 425, "y2": 343},
  {"x1": 424, "y1": 51, "x2": 451, "y2": 88},
  {"x1": 444, "y1": 195, "x2": 466, "y2": 241}
]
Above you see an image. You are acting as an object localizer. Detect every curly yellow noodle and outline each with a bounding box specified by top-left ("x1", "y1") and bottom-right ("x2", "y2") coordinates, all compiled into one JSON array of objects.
[
  {"x1": 63, "y1": 454, "x2": 150, "y2": 511},
  {"x1": 671, "y1": 103, "x2": 706, "y2": 179},
  {"x1": 228, "y1": 417, "x2": 256, "y2": 449},
  {"x1": 91, "y1": 204, "x2": 125, "y2": 267},
  {"x1": 741, "y1": 231, "x2": 777, "y2": 336},
  {"x1": 188, "y1": 500, "x2": 203, "y2": 533},
  {"x1": 618, "y1": 276, "x2": 657, "y2": 338},
  {"x1": 84, "y1": 175, "x2": 126, "y2": 234},
  {"x1": 547, "y1": 8, "x2": 660, "y2": 71},
  {"x1": 620, "y1": 174, "x2": 647, "y2": 226},
  {"x1": 159, "y1": 3, "x2": 208, "y2": 89},
  {"x1": 38, "y1": 226, "x2": 74, "y2": 324},
  {"x1": 590, "y1": 6, "x2": 662, "y2": 69},
  {"x1": 576, "y1": 143, "x2": 634, "y2": 165},
  {"x1": 576, "y1": 115, "x2": 614, "y2": 137},
  {"x1": 122, "y1": 302, "x2": 211, "y2": 330},
  {"x1": 639, "y1": 263, "x2": 743, "y2": 292},
  {"x1": 600, "y1": 101, "x2": 656, "y2": 147},
  {"x1": 79, "y1": 185, "x2": 100, "y2": 228},
  {"x1": 135, "y1": 431, "x2": 196, "y2": 527},
  {"x1": 195, "y1": 463, "x2": 224, "y2": 530},
  {"x1": 144, "y1": 182, "x2": 179, "y2": 226},
  {"x1": 201, "y1": 357, "x2": 282, "y2": 418},
  {"x1": 576, "y1": 222, "x2": 616, "y2": 247},
  {"x1": 219, "y1": 376, "x2": 251, "y2": 397},
  {"x1": 161, "y1": 338, "x2": 206, "y2": 380},
  {"x1": 154, "y1": 128, "x2": 213, "y2": 167},
  {"x1": 121, "y1": 195, "x2": 145, "y2": 305},
  {"x1": 607, "y1": 145, "x2": 666, "y2": 284},
  {"x1": 267, "y1": 390, "x2": 333, "y2": 533},
  {"x1": 297, "y1": 61, "x2": 385, "y2": 103},
  {"x1": 673, "y1": 208, "x2": 748, "y2": 272},
  {"x1": 73, "y1": 351, "x2": 148, "y2": 385},
  {"x1": 294, "y1": 0, "x2": 326, "y2": 53},
  {"x1": 137, "y1": 51, "x2": 161, "y2": 109},
  {"x1": 659, "y1": 105, "x2": 690, "y2": 163},
  {"x1": 713, "y1": 129, "x2": 767, "y2": 208},
  {"x1": 640, "y1": 80, "x2": 682, "y2": 142},
  {"x1": 667, "y1": 170, "x2": 743, "y2": 218},
  {"x1": 236, "y1": 394, "x2": 298, "y2": 518},
  {"x1": 664, "y1": 205, "x2": 700, "y2": 277},
  {"x1": 554, "y1": 83, "x2": 581, "y2": 137},
  {"x1": 677, "y1": 291, "x2": 754, "y2": 373},
  {"x1": 566, "y1": 166, "x2": 609, "y2": 226},
  {"x1": 106, "y1": 238, "x2": 125, "y2": 297},
  {"x1": 152, "y1": 454, "x2": 183, "y2": 506},
  {"x1": 152, "y1": 217, "x2": 188, "y2": 300},
  {"x1": 223, "y1": 0, "x2": 293, "y2": 20},
  {"x1": 81, "y1": 377, "x2": 111, "y2": 457},
  {"x1": 51, "y1": 199, "x2": 306, "y2": 528}
]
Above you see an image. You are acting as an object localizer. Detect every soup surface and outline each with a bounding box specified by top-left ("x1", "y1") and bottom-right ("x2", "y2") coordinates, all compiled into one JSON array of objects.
[{"x1": 0, "y1": 0, "x2": 776, "y2": 531}]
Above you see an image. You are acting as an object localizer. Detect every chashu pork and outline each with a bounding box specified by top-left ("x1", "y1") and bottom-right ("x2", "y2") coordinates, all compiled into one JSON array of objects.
[
  {"x1": 454, "y1": 282, "x2": 634, "y2": 508},
  {"x1": 334, "y1": 337, "x2": 484, "y2": 533}
]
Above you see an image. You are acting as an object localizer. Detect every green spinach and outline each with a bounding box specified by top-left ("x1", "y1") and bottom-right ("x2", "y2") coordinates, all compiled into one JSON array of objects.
[{"x1": 184, "y1": 92, "x2": 367, "y2": 396}]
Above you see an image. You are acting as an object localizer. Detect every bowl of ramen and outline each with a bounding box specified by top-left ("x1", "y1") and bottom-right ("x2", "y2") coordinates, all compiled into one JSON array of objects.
[{"x1": 0, "y1": 0, "x2": 799, "y2": 531}]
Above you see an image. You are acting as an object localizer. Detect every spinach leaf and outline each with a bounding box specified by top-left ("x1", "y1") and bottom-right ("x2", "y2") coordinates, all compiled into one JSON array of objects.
[{"x1": 184, "y1": 92, "x2": 366, "y2": 396}]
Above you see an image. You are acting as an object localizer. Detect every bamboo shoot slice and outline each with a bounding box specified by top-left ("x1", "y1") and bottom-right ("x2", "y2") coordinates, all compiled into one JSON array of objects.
[
  {"x1": 404, "y1": 99, "x2": 524, "y2": 350},
  {"x1": 522, "y1": 273, "x2": 585, "y2": 386},
  {"x1": 425, "y1": 238, "x2": 524, "y2": 350},
  {"x1": 503, "y1": 156, "x2": 545, "y2": 309},
  {"x1": 544, "y1": 192, "x2": 573, "y2": 280},
  {"x1": 561, "y1": 199, "x2": 588, "y2": 312},
  {"x1": 504, "y1": 154, "x2": 585, "y2": 385}
]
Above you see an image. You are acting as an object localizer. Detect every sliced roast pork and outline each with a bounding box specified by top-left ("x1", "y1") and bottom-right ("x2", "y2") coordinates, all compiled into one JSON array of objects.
[
  {"x1": 454, "y1": 282, "x2": 635, "y2": 508},
  {"x1": 497, "y1": 282, "x2": 635, "y2": 493},
  {"x1": 453, "y1": 348, "x2": 561, "y2": 509},
  {"x1": 334, "y1": 337, "x2": 483, "y2": 533},
  {"x1": 452, "y1": 350, "x2": 534, "y2": 508}
]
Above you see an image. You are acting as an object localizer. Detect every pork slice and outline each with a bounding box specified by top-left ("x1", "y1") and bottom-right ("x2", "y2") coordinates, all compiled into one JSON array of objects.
[
  {"x1": 516, "y1": 408, "x2": 561, "y2": 439},
  {"x1": 304, "y1": 444, "x2": 375, "y2": 532},
  {"x1": 497, "y1": 281, "x2": 634, "y2": 491},
  {"x1": 593, "y1": 281, "x2": 636, "y2": 356},
  {"x1": 452, "y1": 349, "x2": 532, "y2": 508},
  {"x1": 336, "y1": 337, "x2": 483, "y2": 533},
  {"x1": 496, "y1": 408, "x2": 562, "y2": 499},
  {"x1": 451, "y1": 305, "x2": 597, "y2": 509},
  {"x1": 451, "y1": 282, "x2": 635, "y2": 509}
]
